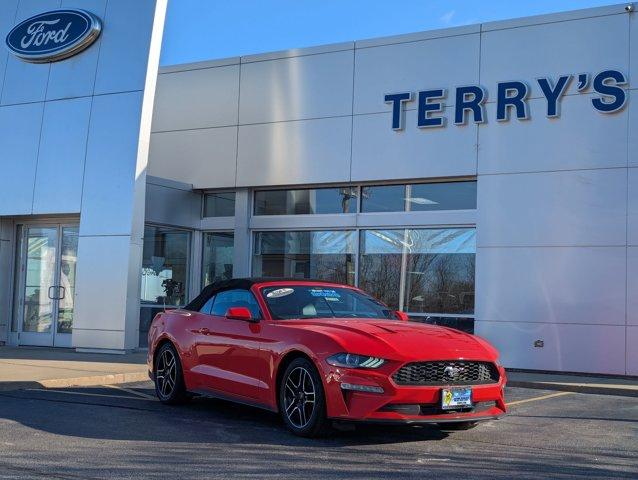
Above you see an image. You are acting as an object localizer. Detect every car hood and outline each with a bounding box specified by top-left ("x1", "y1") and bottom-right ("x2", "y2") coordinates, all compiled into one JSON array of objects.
[{"x1": 276, "y1": 318, "x2": 497, "y2": 362}]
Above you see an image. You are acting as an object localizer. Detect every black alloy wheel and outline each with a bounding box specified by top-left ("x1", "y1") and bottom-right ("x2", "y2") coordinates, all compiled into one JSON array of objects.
[
  {"x1": 279, "y1": 357, "x2": 329, "y2": 437},
  {"x1": 154, "y1": 342, "x2": 189, "y2": 405}
]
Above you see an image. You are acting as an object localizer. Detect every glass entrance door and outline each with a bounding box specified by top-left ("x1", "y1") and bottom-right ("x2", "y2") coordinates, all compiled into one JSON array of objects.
[{"x1": 16, "y1": 225, "x2": 79, "y2": 347}]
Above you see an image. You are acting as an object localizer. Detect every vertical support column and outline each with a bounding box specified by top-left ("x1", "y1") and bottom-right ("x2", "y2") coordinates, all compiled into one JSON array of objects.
[
  {"x1": 0, "y1": 218, "x2": 14, "y2": 344},
  {"x1": 233, "y1": 189, "x2": 252, "y2": 278},
  {"x1": 72, "y1": 0, "x2": 168, "y2": 352}
]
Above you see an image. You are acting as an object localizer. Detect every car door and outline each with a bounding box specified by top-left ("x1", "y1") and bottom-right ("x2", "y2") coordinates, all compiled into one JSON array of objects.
[{"x1": 193, "y1": 289, "x2": 263, "y2": 400}]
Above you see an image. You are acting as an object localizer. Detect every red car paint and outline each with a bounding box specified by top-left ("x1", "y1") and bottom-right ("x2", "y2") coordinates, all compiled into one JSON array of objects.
[{"x1": 147, "y1": 280, "x2": 507, "y2": 424}]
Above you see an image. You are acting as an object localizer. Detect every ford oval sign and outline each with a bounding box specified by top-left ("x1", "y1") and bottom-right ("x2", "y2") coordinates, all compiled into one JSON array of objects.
[{"x1": 5, "y1": 9, "x2": 101, "y2": 63}]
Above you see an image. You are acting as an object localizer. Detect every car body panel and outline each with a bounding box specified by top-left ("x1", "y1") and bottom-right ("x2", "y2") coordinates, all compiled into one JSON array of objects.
[{"x1": 147, "y1": 279, "x2": 507, "y2": 424}]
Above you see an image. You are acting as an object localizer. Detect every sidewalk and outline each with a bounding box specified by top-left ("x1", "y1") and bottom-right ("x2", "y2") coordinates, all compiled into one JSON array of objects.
[
  {"x1": 0, "y1": 346, "x2": 148, "y2": 391},
  {"x1": 507, "y1": 370, "x2": 638, "y2": 397}
]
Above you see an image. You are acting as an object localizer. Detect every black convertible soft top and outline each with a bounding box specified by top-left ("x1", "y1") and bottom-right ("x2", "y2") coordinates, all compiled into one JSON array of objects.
[{"x1": 183, "y1": 277, "x2": 346, "y2": 312}]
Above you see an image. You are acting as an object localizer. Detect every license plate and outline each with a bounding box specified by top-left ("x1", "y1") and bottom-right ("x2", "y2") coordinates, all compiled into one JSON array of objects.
[{"x1": 441, "y1": 387, "x2": 472, "y2": 410}]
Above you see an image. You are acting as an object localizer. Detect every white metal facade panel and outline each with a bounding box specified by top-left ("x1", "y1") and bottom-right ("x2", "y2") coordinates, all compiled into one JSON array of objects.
[
  {"x1": 0, "y1": 0, "x2": 19, "y2": 101},
  {"x1": 149, "y1": 127, "x2": 238, "y2": 188},
  {"x1": 630, "y1": 168, "x2": 638, "y2": 245},
  {"x1": 0, "y1": 0, "x2": 59, "y2": 105},
  {"x1": 33, "y1": 97, "x2": 92, "y2": 214},
  {"x1": 628, "y1": 327, "x2": 638, "y2": 375},
  {"x1": 152, "y1": 65, "x2": 240, "y2": 132},
  {"x1": 478, "y1": 95, "x2": 628, "y2": 174},
  {"x1": 476, "y1": 246, "x2": 626, "y2": 325},
  {"x1": 354, "y1": 33, "x2": 480, "y2": 114},
  {"x1": 628, "y1": 247, "x2": 638, "y2": 326},
  {"x1": 351, "y1": 109, "x2": 478, "y2": 182},
  {"x1": 80, "y1": 91, "x2": 144, "y2": 237},
  {"x1": 93, "y1": 0, "x2": 157, "y2": 95},
  {"x1": 629, "y1": 93, "x2": 638, "y2": 168},
  {"x1": 0, "y1": 102, "x2": 44, "y2": 215},
  {"x1": 239, "y1": 50, "x2": 354, "y2": 124},
  {"x1": 475, "y1": 321, "x2": 626, "y2": 374},
  {"x1": 145, "y1": 181, "x2": 201, "y2": 229},
  {"x1": 72, "y1": 235, "x2": 129, "y2": 331},
  {"x1": 480, "y1": 14, "x2": 629, "y2": 100},
  {"x1": 630, "y1": 10, "x2": 638, "y2": 95},
  {"x1": 45, "y1": 0, "x2": 107, "y2": 101},
  {"x1": 477, "y1": 169, "x2": 627, "y2": 247},
  {"x1": 236, "y1": 116, "x2": 352, "y2": 186}
]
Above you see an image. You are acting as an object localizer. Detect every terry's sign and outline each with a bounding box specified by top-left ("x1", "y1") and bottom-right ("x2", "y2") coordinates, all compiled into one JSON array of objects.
[
  {"x1": 385, "y1": 70, "x2": 627, "y2": 130},
  {"x1": 5, "y1": 9, "x2": 101, "y2": 63}
]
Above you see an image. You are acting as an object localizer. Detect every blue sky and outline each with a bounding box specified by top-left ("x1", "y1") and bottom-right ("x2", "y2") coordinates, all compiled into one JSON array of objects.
[{"x1": 160, "y1": 0, "x2": 616, "y2": 65}]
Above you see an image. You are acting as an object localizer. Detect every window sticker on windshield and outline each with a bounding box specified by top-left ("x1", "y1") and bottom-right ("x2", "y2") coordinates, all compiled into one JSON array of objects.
[
  {"x1": 309, "y1": 289, "x2": 341, "y2": 298},
  {"x1": 325, "y1": 297, "x2": 340, "y2": 302},
  {"x1": 266, "y1": 288, "x2": 294, "y2": 298}
]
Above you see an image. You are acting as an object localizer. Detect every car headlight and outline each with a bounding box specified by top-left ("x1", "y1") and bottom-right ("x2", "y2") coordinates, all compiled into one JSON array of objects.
[{"x1": 326, "y1": 353, "x2": 386, "y2": 369}]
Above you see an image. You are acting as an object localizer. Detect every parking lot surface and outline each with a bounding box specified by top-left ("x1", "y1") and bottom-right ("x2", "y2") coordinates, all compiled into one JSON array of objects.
[{"x1": 0, "y1": 382, "x2": 636, "y2": 479}]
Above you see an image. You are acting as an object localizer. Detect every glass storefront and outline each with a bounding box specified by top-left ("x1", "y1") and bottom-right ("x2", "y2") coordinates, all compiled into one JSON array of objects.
[
  {"x1": 202, "y1": 232, "x2": 234, "y2": 286},
  {"x1": 252, "y1": 230, "x2": 356, "y2": 284},
  {"x1": 137, "y1": 180, "x2": 477, "y2": 347}
]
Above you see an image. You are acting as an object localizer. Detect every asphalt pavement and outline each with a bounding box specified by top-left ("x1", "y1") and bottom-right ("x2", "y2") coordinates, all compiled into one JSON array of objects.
[{"x1": 0, "y1": 382, "x2": 636, "y2": 479}]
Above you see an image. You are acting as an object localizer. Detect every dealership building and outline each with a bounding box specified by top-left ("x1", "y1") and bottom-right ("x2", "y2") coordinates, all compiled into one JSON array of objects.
[{"x1": 0, "y1": 1, "x2": 636, "y2": 376}]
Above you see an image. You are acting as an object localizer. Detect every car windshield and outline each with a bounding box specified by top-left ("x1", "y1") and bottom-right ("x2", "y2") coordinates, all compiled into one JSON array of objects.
[{"x1": 260, "y1": 285, "x2": 396, "y2": 320}]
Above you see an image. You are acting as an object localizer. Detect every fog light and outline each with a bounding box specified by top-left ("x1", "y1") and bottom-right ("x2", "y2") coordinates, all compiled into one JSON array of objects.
[{"x1": 340, "y1": 383, "x2": 384, "y2": 394}]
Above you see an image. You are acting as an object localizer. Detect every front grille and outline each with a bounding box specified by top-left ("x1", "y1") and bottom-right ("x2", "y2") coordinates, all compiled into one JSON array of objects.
[{"x1": 392, "y1": 360, "x2": 500, "y2": 386}]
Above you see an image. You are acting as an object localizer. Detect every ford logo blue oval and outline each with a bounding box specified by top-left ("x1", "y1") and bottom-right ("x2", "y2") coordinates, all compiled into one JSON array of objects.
[{"x1": 5, "y1": 9, "x2": 101, "y2": 63}]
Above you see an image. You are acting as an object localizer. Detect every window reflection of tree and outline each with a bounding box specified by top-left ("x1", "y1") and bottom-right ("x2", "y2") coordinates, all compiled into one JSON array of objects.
[
  {"x1": 359, "y1": 253, "x2": 402, "y2": 310},
  {"x1": 359, "y1": 229, "x2": 475, "y2": 314},
  {"x1": 405, "y1": 253, "x2": 475, "y2": 314}
]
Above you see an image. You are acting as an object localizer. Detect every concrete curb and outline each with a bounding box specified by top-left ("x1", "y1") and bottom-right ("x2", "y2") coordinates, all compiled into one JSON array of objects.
[
  {"x1": 0, "y1": 371, "x2": 149, "y2": 392},
  {"x1": 508, "y1": 380, "x2": 638, "y2": 398}
]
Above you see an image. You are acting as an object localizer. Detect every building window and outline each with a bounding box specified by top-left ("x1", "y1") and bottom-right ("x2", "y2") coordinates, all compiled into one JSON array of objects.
[
  {"x1": 359, "y1": 228, "x2": 475, "y2": 314},
  {"x1": 252, "y1": 230, "x2": 355, "y2": 284},
  {"x1": 360, "y1": 185, "x2": 406, "y2": 213},
  {"x1": 361, "y1": 181, "x2": 477, "y2": 213},
  {"x1": 202, "y1": 232, "x2": 234, "y2": 287},
  {"x1": 139, "y1": 225, "x2": 191, "y2": 348},
  {"x1": 141, "y1": 226, "x2": 190, "y2": 307},
  {"x1": 254, "y1": 187, "x2": 357, "y2": 215},
  {"x1": 203, "y1": 192, "x2": 235, "y2": 217},
  {"x1": 407, "y1": 181, "x2": 477, "y2": 211}
]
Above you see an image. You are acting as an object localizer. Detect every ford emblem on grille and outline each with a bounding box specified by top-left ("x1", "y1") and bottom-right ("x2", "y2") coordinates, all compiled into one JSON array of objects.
[
  {"x1": 5, "y1": 9, "x2": 102, "y2": 63},
  {"x1": 443, "y1": 365, "x2": 465, "y2": 380}
]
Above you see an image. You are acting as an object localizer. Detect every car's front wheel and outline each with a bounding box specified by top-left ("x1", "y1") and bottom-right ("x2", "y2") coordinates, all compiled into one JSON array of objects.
[
  {"x1": 279, "y1": 357, "x2": 329, "y2": 437},
  {"x1": 154, "y1": 342, "x2": 189, "y2": 405}
]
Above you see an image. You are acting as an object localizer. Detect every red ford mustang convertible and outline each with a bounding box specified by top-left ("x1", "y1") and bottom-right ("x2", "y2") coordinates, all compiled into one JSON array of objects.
[{"x1": 147, "y1": 278, "x2": 507, "y2": 437}]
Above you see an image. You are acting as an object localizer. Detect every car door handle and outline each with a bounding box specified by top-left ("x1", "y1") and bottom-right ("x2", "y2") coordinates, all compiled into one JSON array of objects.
[{"x1": 198, "y1": 327, "x2": 210, "y2": 335}]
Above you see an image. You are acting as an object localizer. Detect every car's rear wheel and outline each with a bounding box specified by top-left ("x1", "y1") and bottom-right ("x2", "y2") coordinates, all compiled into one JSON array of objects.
[
  {"x1": 437, "y1": 421, "x2": 478, "y2": 431},
  {"x1": 154, "y1": 342, "x2": 189, "y2": 405},
  {"x1": 279, "y1": 357, "x2": 329, "y2": 437}
]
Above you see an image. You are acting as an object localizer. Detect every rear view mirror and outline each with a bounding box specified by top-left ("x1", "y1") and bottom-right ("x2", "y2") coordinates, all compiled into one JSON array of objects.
[
  {"x1": 226, "y1": 307, "x2": 256, "y2": 322},
  {"x1": 394, "y1": 311, "x2": 409, "y2": 321}
]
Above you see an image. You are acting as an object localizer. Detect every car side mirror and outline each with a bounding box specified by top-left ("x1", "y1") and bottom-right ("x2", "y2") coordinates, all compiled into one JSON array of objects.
[
  {"x1": 226, "y1": 306, "x2": 257, "y2": 322},
  {"x1": 394, "y1": 311, "x2": 409, "y2": 321}
]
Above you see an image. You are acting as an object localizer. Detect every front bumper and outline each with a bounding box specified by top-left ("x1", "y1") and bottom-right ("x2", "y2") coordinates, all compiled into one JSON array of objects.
[{"x1": 322, "y1": 364, "x2": 507, "y2": 423}]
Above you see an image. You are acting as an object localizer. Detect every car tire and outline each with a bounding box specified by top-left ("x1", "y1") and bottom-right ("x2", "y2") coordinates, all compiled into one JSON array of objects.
[
  {"x1": 437, "y1": 421, "x2": 478, "y2": 431},
  {"x1": 154, "y1": 342, "x2": 190, "y2": 405},
  {"x1": 279, "y1": 357, "x2": 330, "y2": 437}
]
